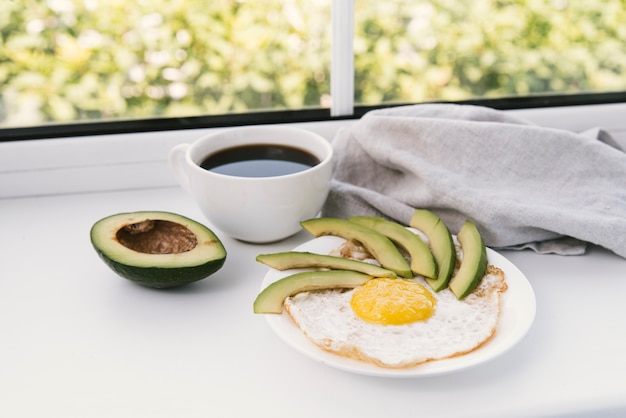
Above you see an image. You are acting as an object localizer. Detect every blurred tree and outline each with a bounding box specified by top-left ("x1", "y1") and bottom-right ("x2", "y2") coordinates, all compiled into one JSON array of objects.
[
  {"x1": 355, "y1": 0, "x2": 626, "y2": 105},
  {"x1": 0, "y1": 0, "x2": 331, "y2": 126},
  {"x1": 1, "y1": 0, "x2": 626, "y2": 127}
]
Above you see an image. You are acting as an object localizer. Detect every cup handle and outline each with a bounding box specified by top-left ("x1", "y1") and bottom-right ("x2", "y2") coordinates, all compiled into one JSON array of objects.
[{"x1": 169, "y1": 143, "x2": 192, "y2": 193}]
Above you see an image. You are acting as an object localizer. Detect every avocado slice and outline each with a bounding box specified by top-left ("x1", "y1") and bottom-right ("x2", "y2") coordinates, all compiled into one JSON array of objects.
[
  {"x1": 254, "y1": 270, "x2": 372, "y2": 314},
  {"x1": 300, "y1": 218, "x2": 413, "y2": 278},
  {"x1": 408, "y1": 209, "x2": 456, "y2": 292},
  {"x1": 256, "y1": 252, "x2": 397, "y2": 278},
  {"x1": 449, "y1": 220, "x2": 488, "y2": 299},
  {"x1": 90, "y1": 211, "x2": 226, "y2": 288},
  {"x1": 348, "y1": 216, "x2": 437, "y2": 279}
]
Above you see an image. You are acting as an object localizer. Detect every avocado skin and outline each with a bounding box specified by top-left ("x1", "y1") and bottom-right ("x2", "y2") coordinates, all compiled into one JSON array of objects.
[
  {"x1": 254, "y1": 270, "x2": 372, "y2": 314},
  {"x1": 93, "y1": 249, "x2": 226, "y2": 289},
  {"x1": 449, "y1": 220, "x2": 488, "y2": 299},
  {"x1": 300, "y1": 218, "x2": 413, "y2": 278},
  {"x1": 90, "y1": 211, "x2": 227, "y2": 289},
  {"x1": 409, "y1": 209, "x2": 456, "y2": 292},
  {"x1": 256, "y1": 251, "x2": 397, "y2": 278},
  {"x1": 348, "y1": 216, "x2": 437, "y2": 279}
]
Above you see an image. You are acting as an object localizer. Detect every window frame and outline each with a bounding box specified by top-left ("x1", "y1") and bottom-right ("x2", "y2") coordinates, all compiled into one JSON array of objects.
[
  {"x1": 2, "y1": 0, "x2": 626, "y2": 142},
  {"x1": 2, "y1": 92, "x2": 626, "y2": 142}
]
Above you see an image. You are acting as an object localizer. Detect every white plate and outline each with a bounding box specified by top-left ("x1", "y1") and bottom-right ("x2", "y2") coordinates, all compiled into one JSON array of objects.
[{"x1": 260, "y1": 235, "x2": 536, "y2": 378}]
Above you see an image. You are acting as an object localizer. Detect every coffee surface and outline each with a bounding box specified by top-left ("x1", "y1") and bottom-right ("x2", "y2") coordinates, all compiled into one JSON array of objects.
[{"x1": 200, "y1": 144, "x2": 320, "y2": 177}]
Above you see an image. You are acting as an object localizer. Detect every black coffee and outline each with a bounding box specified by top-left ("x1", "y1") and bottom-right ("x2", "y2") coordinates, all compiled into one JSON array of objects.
[{"x1": 200, "y1": 144, "x2": 321, "y2": 178}]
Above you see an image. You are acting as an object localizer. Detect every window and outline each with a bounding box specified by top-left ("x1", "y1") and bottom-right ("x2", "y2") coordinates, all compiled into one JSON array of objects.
[
  {"x1": 2, "y1": 0, "x2": 626, "y2": 140},
  {"x1": 353, "y1": 0, "x2": 626, "y2": 106},
  {"x1": 1, "y1": 0, "x2": 331, "y2": 130}
]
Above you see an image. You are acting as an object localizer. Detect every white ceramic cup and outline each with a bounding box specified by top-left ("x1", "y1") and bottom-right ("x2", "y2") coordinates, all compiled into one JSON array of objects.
[{"x1": 169, "y1": 125, "x2": 334, "y2": 243}]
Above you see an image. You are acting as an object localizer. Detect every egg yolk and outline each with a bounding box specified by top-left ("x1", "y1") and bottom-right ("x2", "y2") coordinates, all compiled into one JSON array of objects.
[{"x1": 350, "y1": 278, "x2": 436, "y2": 325}]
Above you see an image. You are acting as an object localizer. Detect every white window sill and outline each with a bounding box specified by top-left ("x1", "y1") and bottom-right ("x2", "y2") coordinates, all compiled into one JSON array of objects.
[{"x1": 1, "y1": 103, "x2": 626, "y2": 199}]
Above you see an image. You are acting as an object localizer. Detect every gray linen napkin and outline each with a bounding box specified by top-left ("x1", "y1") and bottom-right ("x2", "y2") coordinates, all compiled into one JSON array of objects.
[{"x1": 322, "y1": 104, "x2": 626, "y2": 258}]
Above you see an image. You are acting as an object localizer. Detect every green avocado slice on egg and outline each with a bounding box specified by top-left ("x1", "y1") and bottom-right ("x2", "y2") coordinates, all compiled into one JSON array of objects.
[
  {"x1": 256, "y1": 251, "x2": 397, "y2": 278},
  {"x1": 449, "y1": 220, "x2": 488, "y2": 299},
  {"x1": 90, "y1": 211, "x2": 226, "y2": 289},
  {"x1": 253, "y1": 270, "x2": 372, "y2": 314},
  {"x1": 300, "y1": 218, "x2": 413, "y2": 278},
  {"x1": 409, "y1": 209, "x2": 457, "y2": 292},
  {"x1": 348, "y1": 215, "x2": 437, "y2": 279}
]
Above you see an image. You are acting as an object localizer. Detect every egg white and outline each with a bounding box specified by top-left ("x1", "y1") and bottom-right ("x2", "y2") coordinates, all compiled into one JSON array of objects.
[{"x1": 284, "y1": 266, "x2": 507, "y2": 369}]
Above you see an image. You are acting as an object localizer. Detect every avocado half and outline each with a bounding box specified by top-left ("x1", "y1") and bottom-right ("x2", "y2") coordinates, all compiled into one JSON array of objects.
[{"x1": 90, "y1": 211, "x2": 227, "y2": 289}]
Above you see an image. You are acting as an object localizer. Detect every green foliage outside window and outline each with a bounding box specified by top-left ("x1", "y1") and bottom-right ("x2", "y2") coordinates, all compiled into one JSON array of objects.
[
  {"x1": 354, "y1": 0, "x2": 626, "y2": 104},
  {"x1": 2, "y1": 0, "x2": 626, "y2": 128},
  {"x1": 0, "y1": 0, "x2": 330, "y2": 126}
]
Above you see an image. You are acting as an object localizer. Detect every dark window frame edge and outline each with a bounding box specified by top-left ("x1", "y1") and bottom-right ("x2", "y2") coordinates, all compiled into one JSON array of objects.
[{"x1": 1, "y1": 92, "x2": 625, "y2": 142}]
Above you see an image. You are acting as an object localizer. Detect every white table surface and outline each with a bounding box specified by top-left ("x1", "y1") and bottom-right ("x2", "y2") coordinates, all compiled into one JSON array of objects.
[
  {"x1": 2, "y1": 103, "x2": 626, "y2": 417},
  {"x1": 2, "y1": 185, "x2": 626, "y2": 418}
]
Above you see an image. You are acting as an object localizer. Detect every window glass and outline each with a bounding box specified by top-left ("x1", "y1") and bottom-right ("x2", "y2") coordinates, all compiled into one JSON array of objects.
[
  {"x1": 354, "y1": 0, "x2": 626, "y2": 106},
  {"x1": 0, "y1": 0, "x2": 331, "y2": 128},
  {"x1": 3, "y1": 0, "x2": 626, "y2": 133}
]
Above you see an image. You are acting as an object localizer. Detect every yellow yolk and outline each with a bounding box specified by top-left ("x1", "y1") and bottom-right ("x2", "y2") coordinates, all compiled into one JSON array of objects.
[{"x1": 350, "y1": 278, "x2": 436, "y2": 325}]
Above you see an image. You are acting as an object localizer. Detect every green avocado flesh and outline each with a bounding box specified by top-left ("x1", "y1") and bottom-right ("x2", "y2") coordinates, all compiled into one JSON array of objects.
[
  {"x1": 408, "y1": 209, "x2": 456, "y2": 292},
  {"x1": 253, "y1": 270, "x2": 372, "y2": 314},
  {"x1": 348, "y1": 216, "x2": 437, "y2": 279},
  {"x1": 256, "y1": 251, "x2": 397, "y2": 278},
  {"x1": 449, "y1": 220, "x2": 488, "y2": 299},
  {"x1": 300, "y1": 218, "x2": 413, "y2": 278},
  {"x1": 90, "y1": 211, "x2": 226, "y2": 289}
]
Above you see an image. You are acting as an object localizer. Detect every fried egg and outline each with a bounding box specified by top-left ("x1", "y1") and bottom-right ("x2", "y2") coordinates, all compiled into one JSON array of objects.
[{"x1": 284, "y1": 264, "x2": 507, "y2": 369}]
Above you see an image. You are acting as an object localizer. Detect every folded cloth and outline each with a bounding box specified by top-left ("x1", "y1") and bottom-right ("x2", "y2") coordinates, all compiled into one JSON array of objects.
[{"x1": 322, "y1": 104, "x2": 626, "y2": 258}]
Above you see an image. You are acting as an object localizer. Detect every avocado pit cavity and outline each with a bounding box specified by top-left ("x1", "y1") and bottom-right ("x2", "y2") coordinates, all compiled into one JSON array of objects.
[{"x1": 116, "y1": 220, "x2": 198, "y2": 254}]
